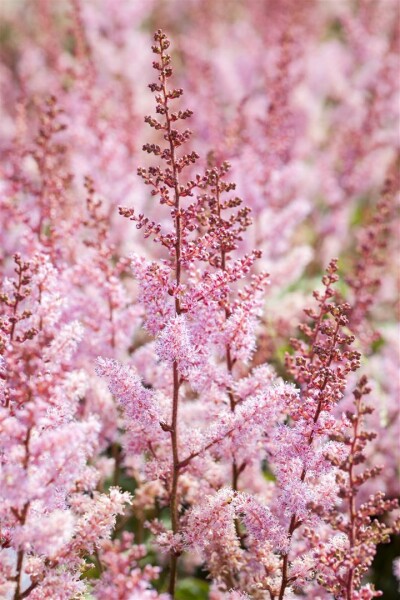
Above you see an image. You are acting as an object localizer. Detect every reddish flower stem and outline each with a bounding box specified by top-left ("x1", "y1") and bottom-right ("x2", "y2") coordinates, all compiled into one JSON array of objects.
[
  {"x1": 158, "y1": 39, "x2": 182, "y2": 598},
  {"x1": 13, "y1": 429, "x2": 32, "y2": 600},
  {"x1": 344, "y1": 391, "x2": 361, "y2": 599}
]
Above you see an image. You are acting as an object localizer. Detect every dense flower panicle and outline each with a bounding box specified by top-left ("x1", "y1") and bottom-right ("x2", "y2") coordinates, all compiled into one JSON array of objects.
[
  {"x1": 67, "y1": 488, "x2": 132, "y2": 555},
  {"x1": 222, "y1": 300, "x2": 262, "y2": 365},
  {"x1": 235, "y1": 494, "x2": 288, "y2": 552},
  {"x1": 95, "y1": 358, "x2": 155, "y2": 419},
  {"x1": 95, "y1": 357, "x2": 167, "y2": 454},
  {"x1": 155, "y1": 314, "x2": 201, "y2": 376},
  {"x1": 11, "y1": 510, "x2": 75, "y2": 559},
  {"x1": 1, "y1": 5, "x2": 399, "y2": 600},
  {"x1": 93, "y1": 532, "x2": 168, "y2": 600},
  {"x1": 315, "y1": 376, "x2": 400, "y2": 599},
  {"x1": 184, "y1": 488, "x2": 244, "y2": 586},
  {"x1": 184, "y1": 488, "x2": 236, "y2": 548},
  {"x1": 130, "y1": 255, "x2": 174, "y2": 335}
]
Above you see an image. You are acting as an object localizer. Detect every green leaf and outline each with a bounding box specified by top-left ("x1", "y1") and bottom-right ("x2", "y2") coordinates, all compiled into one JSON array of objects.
[{"x1": 175, "y1": 577, "x2": 209, "y2": 600}]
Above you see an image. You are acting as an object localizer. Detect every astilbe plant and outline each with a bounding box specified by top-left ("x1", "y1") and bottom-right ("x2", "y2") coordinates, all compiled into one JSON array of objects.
[
  {"x1": 0, "y1": 9, "x2": 399, "y2": 600},
  {"x1": 0, "y1": 254, "x2": 131, "y2": 599},
  {"x1": 97, "y1": 29, "x2": 286, "y2": 595},
  {"x1": 273, "y1": 260, "x2": 362, "y2": 599}
]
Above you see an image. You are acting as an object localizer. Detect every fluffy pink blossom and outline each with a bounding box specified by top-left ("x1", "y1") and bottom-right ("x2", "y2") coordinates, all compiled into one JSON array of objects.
[{"x1": 156, "y1": 314, "x2": 201, "y2": 376}]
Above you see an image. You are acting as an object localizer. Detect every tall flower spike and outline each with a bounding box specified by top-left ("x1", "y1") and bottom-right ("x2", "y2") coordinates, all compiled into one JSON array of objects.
[
  {"x1": 276, "y1": 260, "x2": 362, "y2": 599},
  {"x1": 118, "y1": 30, "x2": 204, "y2": 597},
  {"x1": 317, "y1": 376, "x2": 400, "y2": 599},
  {"x1": 346, "y1": 163, "x2": 399, "y2": 348}
]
